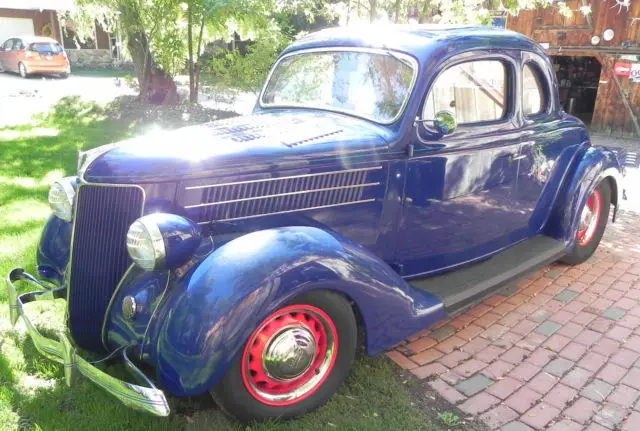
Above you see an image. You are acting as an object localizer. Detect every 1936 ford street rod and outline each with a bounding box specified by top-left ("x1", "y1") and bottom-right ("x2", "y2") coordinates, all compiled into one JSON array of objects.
[{"x1": 6, "y1": 25, "x2": 625, "y2": 422}]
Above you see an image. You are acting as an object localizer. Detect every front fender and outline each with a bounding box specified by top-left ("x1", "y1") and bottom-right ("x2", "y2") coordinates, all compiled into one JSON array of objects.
[
  {"x1": 145, "y1": 226, "x2": 444, "y2": 396},
  {"x1": 545, "y1": 145, "x2": 623, "y2": 246},
  {"x1": 36, "y1": 215, "x2": 72, "y2": 286}
]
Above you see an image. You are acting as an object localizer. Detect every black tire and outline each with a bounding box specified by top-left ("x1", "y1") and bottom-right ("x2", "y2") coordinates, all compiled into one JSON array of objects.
[
  {"x1": 211, "y1": 290, "x2": 357, "y2": 423},
  {"x1": 18, "y1": 62, "x2": 29, "y2": 78},
  {"x1": 59, "y1": 73, "x2": 69, "y2": 79},
  {"x1": 561, "y1": 180, "x2": 611, "y2": 265}
]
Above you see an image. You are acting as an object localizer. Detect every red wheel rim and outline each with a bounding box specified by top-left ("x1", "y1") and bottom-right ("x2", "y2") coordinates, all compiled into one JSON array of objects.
[
  {"x1": 577, "y1": 189, "x2": 602, "y2": 247},
  {"x1": 241, "y1": 304, "x2": 338, "y2": 406}
]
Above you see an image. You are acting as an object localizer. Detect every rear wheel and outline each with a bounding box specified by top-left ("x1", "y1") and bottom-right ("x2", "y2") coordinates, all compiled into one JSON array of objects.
[
  {"x1": 211, "y1": 290, "x2": 357, "y2": 422},
  {"x1": 59, "y1": 72, "x2": 69, "y2": 79},
  {"x1": 18, "y1": 62, "x2": 28, "y2": 78},
  {"x1": 561, "y1": 180, "x2": 611, "y2": 265}
]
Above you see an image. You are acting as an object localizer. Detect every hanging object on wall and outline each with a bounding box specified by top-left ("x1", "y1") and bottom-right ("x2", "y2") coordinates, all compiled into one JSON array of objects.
[
  {"x1": 614, "y1": 62, "x2": 632, "y2": 76},
  {"x1": 603, "y1": 29, "x2": 615, "y2": 41},
  {"x1": 591, "y1": 35, "x2": 601, "y2": 45},
  {"x1": 631, "y1": 64, "x2": 640, "y2": 83},
  {"x1": 611, "y1": 0, "x2": 631, "y2": 13},
  {"x1": 579, "y1": 4, "x2": 593, "y2": 15}
]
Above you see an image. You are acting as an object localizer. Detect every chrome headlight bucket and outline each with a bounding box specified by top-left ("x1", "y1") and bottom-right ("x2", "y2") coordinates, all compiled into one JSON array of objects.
[
  {"x1": 126, "y1": 214, "x2": 201, "y2": 271},
  {"x1": 48, "y1": 177, "x2": 76, "y2": 222}
]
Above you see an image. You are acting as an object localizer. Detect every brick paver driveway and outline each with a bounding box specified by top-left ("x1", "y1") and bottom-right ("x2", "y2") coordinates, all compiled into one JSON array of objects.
[{"x1": 388, "y1": 136, "x2": 640, "y2": 430}]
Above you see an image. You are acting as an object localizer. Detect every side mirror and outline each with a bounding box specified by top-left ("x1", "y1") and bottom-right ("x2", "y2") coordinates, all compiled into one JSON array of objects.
[
  {"x1": 415, "y1": 110, "x2": 457, "y2": 138},
  {"x1": 433, "y1": 110, "x2": 457, "y2": 136}
]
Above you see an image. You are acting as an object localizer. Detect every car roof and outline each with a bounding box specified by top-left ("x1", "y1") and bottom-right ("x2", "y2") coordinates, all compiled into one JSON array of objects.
[
  {"x1": 8, "y1": 36, "x2": 60, "y2": 44},
  {"x1": 282, "y1": 25, "x2": 544, "y2": 63}
]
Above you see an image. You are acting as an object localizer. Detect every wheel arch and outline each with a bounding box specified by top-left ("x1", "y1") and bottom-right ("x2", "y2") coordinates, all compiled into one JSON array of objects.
[
  {"x1": 543, "y1": 145, "x2": 623, "y2": 245},
  {"x1": 144, "y1": 226, "x2": 444, "y2": 397}
]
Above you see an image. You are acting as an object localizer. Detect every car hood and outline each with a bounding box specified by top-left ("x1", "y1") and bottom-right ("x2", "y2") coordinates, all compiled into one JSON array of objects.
[{"x1": 81, "y1": 110, "x2": 391, "y2": 183}]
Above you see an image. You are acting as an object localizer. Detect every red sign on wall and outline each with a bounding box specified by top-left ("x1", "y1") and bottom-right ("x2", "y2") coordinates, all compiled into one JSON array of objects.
[{"x1": 614, "y1": 62, "x2": 632, "y2": 76}]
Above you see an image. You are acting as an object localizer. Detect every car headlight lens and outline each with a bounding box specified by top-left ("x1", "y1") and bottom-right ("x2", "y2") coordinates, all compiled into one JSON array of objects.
[
  {"x1": 48, "y1": 177, "x2": 76, "y2": 222},
  {"x1": 126, "y1": 217, "x2": 166, "y2": 271},
  {"x1": 126, "y1": 214, "x2": 201, "y2": 271}
]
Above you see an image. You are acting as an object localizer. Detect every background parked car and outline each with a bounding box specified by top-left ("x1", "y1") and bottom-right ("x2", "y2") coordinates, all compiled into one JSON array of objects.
[{"x1": 0, "y1": 36, "x2": 70, "y2": 78}]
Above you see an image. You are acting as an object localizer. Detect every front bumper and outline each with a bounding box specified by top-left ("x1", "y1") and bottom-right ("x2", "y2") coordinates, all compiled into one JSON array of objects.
[{"x1": 6, "y1": 268, "x2": 170, "y2": 416}]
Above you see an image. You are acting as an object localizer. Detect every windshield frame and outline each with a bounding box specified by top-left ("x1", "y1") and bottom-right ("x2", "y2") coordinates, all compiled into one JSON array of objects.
[{"x1": 258, "y1": 47, "x2": 419, "y2": 125}]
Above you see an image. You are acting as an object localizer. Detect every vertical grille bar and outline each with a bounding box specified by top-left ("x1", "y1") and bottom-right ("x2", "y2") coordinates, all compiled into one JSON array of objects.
[{"x1": 68, "y1": 184, "x2": 144, "y2": 351}]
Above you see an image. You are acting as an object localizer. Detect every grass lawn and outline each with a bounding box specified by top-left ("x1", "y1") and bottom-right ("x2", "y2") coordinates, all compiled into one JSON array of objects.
[
  {"x1": 0, "y1": 97, "x2": 455, "y2": 431},
  {"x1": 71, "y1": 69, "x2": 135, "y2": 79}
]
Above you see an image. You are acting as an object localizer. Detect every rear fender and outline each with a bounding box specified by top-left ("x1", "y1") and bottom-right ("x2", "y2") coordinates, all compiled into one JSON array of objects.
[
  {"x1": 145, "y1": 226, "x2": 444, "y2": 396},
  {"x1": 544, "y1": 145, "x2": 622, "y2": 247}
]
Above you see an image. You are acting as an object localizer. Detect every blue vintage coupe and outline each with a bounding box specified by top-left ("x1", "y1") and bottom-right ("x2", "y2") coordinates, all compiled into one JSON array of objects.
[{"x1": 6, "y1": 25, "x2": 624, "y2": 422}]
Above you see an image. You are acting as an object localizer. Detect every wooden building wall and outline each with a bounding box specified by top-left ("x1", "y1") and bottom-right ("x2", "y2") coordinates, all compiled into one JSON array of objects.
[
  {"x1": 0, "y1": 8, "x2": 61, "y2": 43},
  {"x1": 508, "y1": 0, "x2": 640, "y2": 137}
]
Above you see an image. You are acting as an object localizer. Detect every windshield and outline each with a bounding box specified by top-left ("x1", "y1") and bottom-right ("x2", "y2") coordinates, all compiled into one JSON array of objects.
[
  {"x1": 29, "y1": 43, "x2": 63, "y2": 54},
  {"x1": 261, "y1": 50, "x2": 416, "y2": 124}
]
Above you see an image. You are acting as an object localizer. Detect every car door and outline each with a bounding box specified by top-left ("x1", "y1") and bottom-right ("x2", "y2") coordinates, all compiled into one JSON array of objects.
[
  {"x1": 397, "y1": 53, "x2": 527, "y2": 277},
  {"x1": 8, "y1": 38, "x2": 23, "y2": 71},
  {"x1": 513, "y1": 52, "x2": 566, "y2": 236},
  {"x1": 0, "y1": 39, "x2": 13, "y2": 70}
]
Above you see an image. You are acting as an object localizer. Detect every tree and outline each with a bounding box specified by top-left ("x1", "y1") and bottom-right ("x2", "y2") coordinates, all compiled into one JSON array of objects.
[
  {"x1": 68, "y1": 0, "x2": 183, "y2": 104},
  {"x1": 330, "y1": 0, "x2": 573, "y2": 25}
]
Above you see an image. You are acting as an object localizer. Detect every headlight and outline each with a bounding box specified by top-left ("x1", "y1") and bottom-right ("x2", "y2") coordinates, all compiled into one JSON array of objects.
[
  {"x1": 48, "y1": 177, "x2": 76, "y2": 222},
  {"x1": 126, "y1": 214, "x2": 201, "y2": 271}
]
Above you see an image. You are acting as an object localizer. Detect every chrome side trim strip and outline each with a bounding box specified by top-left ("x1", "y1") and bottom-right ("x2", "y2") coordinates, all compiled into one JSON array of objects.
[
  {"x1": 185, "y1": 182, "x2": 380, "y2": 209},
  {"x1": 184, "y1": 166, "x2": 383, "y2": 190},
  {"x1": 197, "y1": 198, "x2": 376, "y2": 224}
]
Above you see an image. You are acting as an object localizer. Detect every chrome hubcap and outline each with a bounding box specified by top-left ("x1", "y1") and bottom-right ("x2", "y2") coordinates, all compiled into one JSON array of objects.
[{"x1": 263, "y1": 327, "x2": 316, "y2": 381}]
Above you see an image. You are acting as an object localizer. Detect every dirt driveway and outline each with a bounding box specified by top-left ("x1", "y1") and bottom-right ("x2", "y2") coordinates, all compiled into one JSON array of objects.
[{"x1": 0, "y1": 71, "x2": 135, "y2": 127}]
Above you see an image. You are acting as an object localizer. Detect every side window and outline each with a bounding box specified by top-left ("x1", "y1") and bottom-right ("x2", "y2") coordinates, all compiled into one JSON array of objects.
[
  {"x1": 3, "y1": 39, "x2": 14, "y2": 51},
  {"x1": 523, "y1": 64, "x2": 545, "y2": 116},
  {"x1": 13, "y1": 39, "x2": 23, "y2": 50},
  {"x1": 423, "y1": 60, "x2": 507, "y2": 125}
]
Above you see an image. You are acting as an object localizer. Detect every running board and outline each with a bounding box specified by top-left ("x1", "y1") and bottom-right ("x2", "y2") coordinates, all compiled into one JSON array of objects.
[{"x1": 408, "y1": 236, "x2": 566, "y2": 314}]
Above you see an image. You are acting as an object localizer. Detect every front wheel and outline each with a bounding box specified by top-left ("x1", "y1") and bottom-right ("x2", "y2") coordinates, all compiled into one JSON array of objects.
[
  {"x1": 211, "y1": 290, "x2": 357, "y2": 422},
  {"x1": 561, "y1": 180, "x2": 611, "y2": 265}
]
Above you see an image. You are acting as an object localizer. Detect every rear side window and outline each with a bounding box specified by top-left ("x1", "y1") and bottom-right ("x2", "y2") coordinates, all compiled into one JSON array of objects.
[
  {"x1": 523, "y1": 64, "x2": 546, "y2": 116},
  {"x1": 2, "y1": 39, "x2": 13, "y2": 50},
  {"x1": 29, "y1": 43, "x2": 63, "y2": 54},
  {"x1": 423, "y1": 60, "x2": 507, "y2": 125}
]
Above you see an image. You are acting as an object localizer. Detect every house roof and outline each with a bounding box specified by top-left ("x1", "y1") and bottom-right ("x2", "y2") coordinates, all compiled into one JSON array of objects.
[{"x1": 1, "y1": 0, "x2": 75, "y2": 10}]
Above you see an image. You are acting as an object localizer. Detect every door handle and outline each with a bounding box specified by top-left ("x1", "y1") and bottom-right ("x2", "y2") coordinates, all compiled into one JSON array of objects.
[{"x1": 511, "y1": 154, "x2": 527, "y2": 161}]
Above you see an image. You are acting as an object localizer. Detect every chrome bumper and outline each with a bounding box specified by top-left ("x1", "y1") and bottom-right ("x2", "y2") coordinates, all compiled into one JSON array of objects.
[{"x1": 6, "y1": 268, "x2": 170, "y2": 417}]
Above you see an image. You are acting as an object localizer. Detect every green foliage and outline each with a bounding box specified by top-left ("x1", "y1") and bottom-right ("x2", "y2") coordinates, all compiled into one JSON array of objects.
[
  {"x1": 206, "y1": 31, "x2": 290, "y2": 93},
  {"x1": 438, "y1": 411, "x2": 461, "y2": 427}
]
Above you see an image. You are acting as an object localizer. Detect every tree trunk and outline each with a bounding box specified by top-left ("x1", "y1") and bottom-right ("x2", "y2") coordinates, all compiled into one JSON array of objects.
[
  {"x1": 121, "y1": 3, "x2": 177, "y2": 105},
  {"x1": 187, "y1": 4, "x2": 196, "y2": 103},
  {"x1": 369, "y1": 0, "x2": 377, "y2": 22}
]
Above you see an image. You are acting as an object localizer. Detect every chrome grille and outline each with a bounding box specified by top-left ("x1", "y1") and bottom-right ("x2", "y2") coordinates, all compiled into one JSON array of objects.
[
  {"x1": 67, "y1": 184, "x2": 144, "y2": 351},
  {"x1": 186, "y1": 167, "x2": 381, "y2": 224}
]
